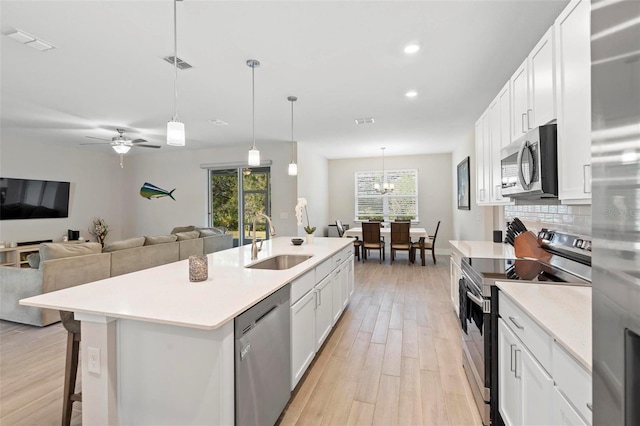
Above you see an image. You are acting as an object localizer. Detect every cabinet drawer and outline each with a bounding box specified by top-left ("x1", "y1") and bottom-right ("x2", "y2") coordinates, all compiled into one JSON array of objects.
[
  {"x1": 315, "y1": 259, "x2": 333, "y2": 282},
  {"x1": 499, "y1": 292, "x2": 552, "y2": 374},
  {"x1": 291, "y1": 271, "x2": 315, "y2": 305},
  {"x1": 552, "y1": 342, "x2": 592, "y2": 424},
  {"x1": 332, "y1": 246, "x2": 351, "y2": 269}
]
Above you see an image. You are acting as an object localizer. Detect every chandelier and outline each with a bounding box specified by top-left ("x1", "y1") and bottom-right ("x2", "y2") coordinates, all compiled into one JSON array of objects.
[{"x1": 374, "y1": 147, "x2": 394, "y2": 194}]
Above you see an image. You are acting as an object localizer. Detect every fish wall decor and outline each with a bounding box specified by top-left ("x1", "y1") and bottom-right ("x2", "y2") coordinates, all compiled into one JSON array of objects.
[{"x1": 140, "y1": 182, "x2": 176, "y2": 200}]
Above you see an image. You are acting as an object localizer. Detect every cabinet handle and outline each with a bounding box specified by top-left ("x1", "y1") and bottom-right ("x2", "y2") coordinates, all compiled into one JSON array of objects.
[
  {"x1": 480, "y1": 188, "x2": 485, "y2": 201},
  {"x1": 521, "y1": 113, "x2": 527, "y2": 134},
  {"x1": 509, "y1": 316, "x2": 524, "y2": 330},
  {"x1": 314, "y1": 291, "x2": 318, "y2": 309},
  {"x1": 510, "y1": 344, "x2": 516, "y2": 372},
  {"x1": 527, "y1": 109, "x2": 532, "y2": 130},
  {"x1": 514, "y1": 348, "x2": 521, "y2": 378},
  {"x1": 496, "y1": 184, "x2": 502, "y2": 200},
  {"x1": 587, "y1": 402, "x2": 593, "y2": 412},
  {"x1": 318, "y1": 288, "x2": 322, "y2": 306},
  {"x1": 583, "y1": 164, "x2": 592, "y2": 194}
]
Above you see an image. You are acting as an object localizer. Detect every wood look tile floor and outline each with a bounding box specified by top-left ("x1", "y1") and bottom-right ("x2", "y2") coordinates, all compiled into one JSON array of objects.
[{"x1": 0, "y1": 253, "x2": 482, "y2": 426}]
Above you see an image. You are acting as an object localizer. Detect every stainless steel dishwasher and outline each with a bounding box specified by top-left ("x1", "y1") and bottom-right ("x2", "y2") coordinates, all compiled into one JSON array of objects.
[{"x1": 235, "y1": 285, "x2": 291, "y2": 426}]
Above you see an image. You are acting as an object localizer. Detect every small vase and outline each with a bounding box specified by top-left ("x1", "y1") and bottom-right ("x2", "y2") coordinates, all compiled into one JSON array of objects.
[
  {"x1": 306, "y1": 234, "x2": 314, "y2": 245},
  {"x1": 189, "y1": 255, "x2": 208, "y2": 282}
]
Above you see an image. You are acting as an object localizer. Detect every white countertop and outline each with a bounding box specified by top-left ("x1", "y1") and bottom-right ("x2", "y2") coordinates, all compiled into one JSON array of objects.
[
  {"x1": 497, "y1": 281, "x2": 592, "y2": 372},
  {"x1": 20, "y1": 237, "x2": 351, "y2": 330},
  {"x1": 449, "y1": 240, "x2": 515, "y2": 259}
]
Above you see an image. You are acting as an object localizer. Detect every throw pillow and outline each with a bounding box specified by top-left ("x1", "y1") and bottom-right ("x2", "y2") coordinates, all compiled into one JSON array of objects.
[
  {"x1": 27, "y1": 252, "x2": 40, "y2": 269},
  {"x1": 174, "y1": 230, "x2": 200, "y2": 241},
  {"x1": 198, "y1": 228, "x2": 222, "y2": 237},
  {"x1": 144, "y1": 235, "x2": 178, "y2": 246},
  {"x1": 170, "y1": 226, "x2": 195, "y2": 234},
  {"x1": 102, "y1": 237, "x2": 146, "y2": 253},
  {"x1": 39, "y1": 242, "x2": 103, "y2": 263}
]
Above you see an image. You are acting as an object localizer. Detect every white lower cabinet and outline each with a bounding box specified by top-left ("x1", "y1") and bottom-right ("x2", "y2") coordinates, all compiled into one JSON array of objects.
[
  {"x1": 498, "y1": 318, "x2": 554, "y2": 426},
  {"x1": 499, "y1": 291, "x2": 592, "y2": 425},
  {"x1": 553, "y1": 386, "x2": 589, "y2": 426},
  {"x1": 450, "y1": 250, "x2": 462, "y2": 315},
  {"x1": 314, "y1": 274, "x2": 333, "y2": 351},
  {"x1": 290, "y1": 251, "x2": 354, "y2": 390},
  {"x1": 290, "y1": 289, "x2": 317, "y2": 389}
]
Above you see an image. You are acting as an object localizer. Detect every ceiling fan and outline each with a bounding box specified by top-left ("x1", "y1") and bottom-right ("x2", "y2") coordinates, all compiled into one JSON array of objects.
[
  {"x1": 81, "y1": 128, "x2": 161, "y2": 154},
  {"x1": 81, "y1": 128, "x2": 161, "y2": 168}
]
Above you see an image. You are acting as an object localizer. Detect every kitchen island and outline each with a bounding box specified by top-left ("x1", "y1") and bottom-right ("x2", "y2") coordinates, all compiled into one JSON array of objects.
[{"x1": 20, "y1": 236, "x2": 353, "y2": 425}]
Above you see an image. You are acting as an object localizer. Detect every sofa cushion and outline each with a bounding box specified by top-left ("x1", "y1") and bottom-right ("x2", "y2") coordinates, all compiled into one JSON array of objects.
[
  {"x1": 39, "y1": 242, "x2": 103, "y2": 263},
  {"x1": 171, "y1": 226, "x2": 195, "y2": 234},
  {"x1": 198, "y1": 228, "x2": 223, "y2": 237},
  {"x1": 175, "y1": 230, "x2": 200, "y2": 241},
  {"x1": 102, "y1": 237, "x2": 145, "y2": 253},
  {"x1": 27, "y1": 252, "x2": 40, "y2": 269},
  {"x1": 144, "y1": 234, "x2": 178, "y2": 246}
]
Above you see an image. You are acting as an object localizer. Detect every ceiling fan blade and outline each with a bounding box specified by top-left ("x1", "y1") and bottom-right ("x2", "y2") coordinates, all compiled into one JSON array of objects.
[
  {"x1": 85, "y1": 135, "x2": 111, "y2": 142},
  {"x1": 134, "y1": 144, "x2": 161, "y2": 149},
  {"x1": 131, "y1": 138, "x2": 148, "y2": 144},
  {"x1": 80, "y1": 142, "x2": 112, "y2": 146}
]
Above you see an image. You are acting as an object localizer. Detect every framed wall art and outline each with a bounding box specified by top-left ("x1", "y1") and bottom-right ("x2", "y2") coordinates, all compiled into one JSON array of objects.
[{"x1": 457, "y1": 156, "x2": 470, "y2": 210}]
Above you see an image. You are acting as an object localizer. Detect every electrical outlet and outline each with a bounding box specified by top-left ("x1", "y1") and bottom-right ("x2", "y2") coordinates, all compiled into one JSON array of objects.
[
  {"x1": 280, "y1": 212, "x2": 288, "y2": 219},
  {"x1": 88, "y1": 347, "x2": 101, "y2": 374}
]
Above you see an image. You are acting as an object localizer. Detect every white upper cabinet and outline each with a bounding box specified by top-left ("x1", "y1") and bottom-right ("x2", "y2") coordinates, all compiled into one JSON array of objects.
[
  {"x1": 489, "y1": 81, "x2": 513, "y2": 204},
  {"x1": 475, "y1": 109, "x2": 492, "y2": 205},
  {"x1": 510, "y1": 27, "x2": 556, "y2": 143},
  {"x1": 555, "y1": 0, "x2": 592, "y2": 203}
]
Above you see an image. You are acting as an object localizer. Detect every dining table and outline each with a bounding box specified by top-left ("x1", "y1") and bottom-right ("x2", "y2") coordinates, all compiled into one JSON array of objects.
[{"x1": 343, "y1": 226, "x2": 430, "y2": 266}]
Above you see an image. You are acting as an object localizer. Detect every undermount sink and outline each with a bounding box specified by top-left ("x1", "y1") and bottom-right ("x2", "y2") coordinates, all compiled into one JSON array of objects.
[{"x1": 246, "y1": 255, "x2": 313, "y2": 270}]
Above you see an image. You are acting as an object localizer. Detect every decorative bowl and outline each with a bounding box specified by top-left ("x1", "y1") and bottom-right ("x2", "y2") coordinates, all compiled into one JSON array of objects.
[{"x1": 291, "y1": 238, "x2": 304, "y2": 246}]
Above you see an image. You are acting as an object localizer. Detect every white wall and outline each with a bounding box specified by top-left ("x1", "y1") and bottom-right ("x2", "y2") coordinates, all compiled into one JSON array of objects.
[
  {"x1": 328, "y1": 153, "x2": 453, "y2": 253},
  {"x1": 451, "y1": 129, "x2": 495, "y2": 241},
  {"x1": 296, "y1": 143, "x2": 329, "y2": 237},
  {"x1": 123, "y1": 142, "x2": 299, "y2": 238},
  {"x1": 0, "y1": 137, "x2": 125, "y2": 244}
]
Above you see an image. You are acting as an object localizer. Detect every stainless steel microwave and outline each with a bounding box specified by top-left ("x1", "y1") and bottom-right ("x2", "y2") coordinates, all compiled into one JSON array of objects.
[{"x1": 500, "y1": 124, "x2": 558, "y2": 199}]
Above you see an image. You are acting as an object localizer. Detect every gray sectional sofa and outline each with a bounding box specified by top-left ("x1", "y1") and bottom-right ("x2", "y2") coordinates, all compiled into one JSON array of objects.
[{"x1": 0, "y1": 227, "x2": 232, "y2": 326}]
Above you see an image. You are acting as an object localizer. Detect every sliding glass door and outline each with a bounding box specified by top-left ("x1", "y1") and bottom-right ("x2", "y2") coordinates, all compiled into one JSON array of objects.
[{"x1": 209, "y1": 167, "x2": 271, "y2": 246}]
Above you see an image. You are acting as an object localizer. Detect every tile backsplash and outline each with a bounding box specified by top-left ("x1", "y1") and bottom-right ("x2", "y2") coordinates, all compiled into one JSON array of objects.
[{"x1": 504, "y1": 204, "x2": 592, "y2": 237}]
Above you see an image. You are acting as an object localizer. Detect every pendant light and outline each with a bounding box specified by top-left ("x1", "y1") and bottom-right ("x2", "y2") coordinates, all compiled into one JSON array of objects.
[
  {"x1": 374, "y1": 147, "x2": 394, "y2": 194},
  {"x1": 287, "y1": 95, "x2": 298, "y2": 176},
  {"x1": 167, "y1": 0, "x2": 185, "y2": 146},
  {"x1": 247, "y1": 59, "x2": 261, "y2": 166}
]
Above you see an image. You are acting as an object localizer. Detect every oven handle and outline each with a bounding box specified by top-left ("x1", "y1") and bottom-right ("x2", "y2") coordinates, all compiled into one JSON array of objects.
[{"x1": 466, "y1": 290, "x2": 484, "y2": 308}]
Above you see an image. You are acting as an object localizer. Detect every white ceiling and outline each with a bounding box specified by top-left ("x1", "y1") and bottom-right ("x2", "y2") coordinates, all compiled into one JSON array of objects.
[{"x1": 1, "y1": 0, "x2": 569, "y2": 160}]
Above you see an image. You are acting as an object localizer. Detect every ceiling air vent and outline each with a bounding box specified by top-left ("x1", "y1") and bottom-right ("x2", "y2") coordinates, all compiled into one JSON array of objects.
[
  {"x1": 163, "y1": 56, "x2": 192, "y2": 70},
  {"x1": 355, "y1": 118, "x2": 375, "y2": 125}
]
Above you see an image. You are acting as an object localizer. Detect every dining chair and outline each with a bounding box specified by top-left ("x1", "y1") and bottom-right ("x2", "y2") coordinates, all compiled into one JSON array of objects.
[
  {"x1": 336, "y1": 219, "x2": 362, "y2": 261},
  {"x1": 362, "y1": 221, "x2": 385, "y2": 263},
  {"x1": 390, "y1": 221, "x2": 412, "y2": 264},
  {"x1": 412, "y1": 220, "x2": 440, "y2": 265}
]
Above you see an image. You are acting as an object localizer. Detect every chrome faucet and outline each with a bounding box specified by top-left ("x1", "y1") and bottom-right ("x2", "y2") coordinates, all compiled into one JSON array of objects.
[{"x1": 251, "y1": 213, "x2": 276, "y2": 260}]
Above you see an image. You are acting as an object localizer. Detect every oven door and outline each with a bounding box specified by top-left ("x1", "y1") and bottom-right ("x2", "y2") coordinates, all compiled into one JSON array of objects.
[{"x1": 460, "y1": 272, "x2": 491, "y2": 425}]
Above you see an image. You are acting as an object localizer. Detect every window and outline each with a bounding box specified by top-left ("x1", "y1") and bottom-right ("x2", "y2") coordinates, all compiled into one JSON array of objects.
[{"x1": 355, "y1": 169, "x2": 418, "y2": 221}]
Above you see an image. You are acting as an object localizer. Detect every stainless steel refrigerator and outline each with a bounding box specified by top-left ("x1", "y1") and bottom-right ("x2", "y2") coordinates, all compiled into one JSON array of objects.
[{"x1": 591, "y1": 0, "x2": 640, "y2": 424}]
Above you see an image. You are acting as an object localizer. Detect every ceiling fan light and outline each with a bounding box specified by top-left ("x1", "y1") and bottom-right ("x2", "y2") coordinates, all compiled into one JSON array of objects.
[
  {"x1": 112, "y1": 145, "x2": 131, "y2": 154},
  {"x1": 248, "y1": 147, "x2": 260, "y2": 166},
  {"x1": 167, "y1": 120, "x2": 185, "y2": 146},
  {"x1": 288, "y1": 162, "x2": 298, "y2": 176}
]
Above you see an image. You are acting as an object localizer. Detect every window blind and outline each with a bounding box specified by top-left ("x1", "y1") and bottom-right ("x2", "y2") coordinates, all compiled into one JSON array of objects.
[{"x1": 354, "y1": 169, "x2": 418, "y2": 221}]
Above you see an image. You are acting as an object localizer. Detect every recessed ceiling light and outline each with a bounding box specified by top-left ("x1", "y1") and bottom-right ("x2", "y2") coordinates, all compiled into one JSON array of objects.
[
  {"x1": 405, "y1": 91, "x2": 418, "y2": 98},
  {"x1": 355, "y1": 118, "x2": 375, "y2": 125},
  {"x1": 26, "y1": 39, "x2": 54, "y2": 52},
  {"x1": 3, "y1": 29, "x2": 35, "y2": 43},
  {"x1": 403, "y1": 42, "x2": 421, "y2": 54},
  {"x1": 208, "y1": 119, "x2": 228, "y2": 126},
  {"x1": 3, "y1": 28, "x2": 55, "y2": 52}
]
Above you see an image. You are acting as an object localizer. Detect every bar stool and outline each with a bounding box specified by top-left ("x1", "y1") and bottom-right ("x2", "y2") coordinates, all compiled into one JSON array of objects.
[{"x1": 60, "y1": 310, "x2": 82, "y2": 426}]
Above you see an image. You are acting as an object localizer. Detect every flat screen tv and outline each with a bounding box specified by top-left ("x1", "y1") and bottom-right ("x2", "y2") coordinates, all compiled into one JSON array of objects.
[{"x1": 0, "y1": 177, "x2": 70, "y2": 220}]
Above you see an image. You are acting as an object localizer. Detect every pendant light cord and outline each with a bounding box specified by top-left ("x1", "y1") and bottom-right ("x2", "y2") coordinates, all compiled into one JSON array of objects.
[
  {"x1": 251, "y1": 65, "x2": 256, "y2": 150},
  {"x1": 291, "y1": 99, "x2": 295, "y2": 158},
  {"x1": 173, "y1": 0, "x2": 178, "y2": 120}
]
